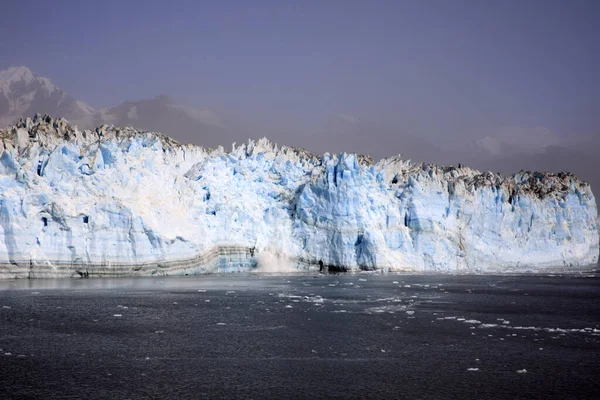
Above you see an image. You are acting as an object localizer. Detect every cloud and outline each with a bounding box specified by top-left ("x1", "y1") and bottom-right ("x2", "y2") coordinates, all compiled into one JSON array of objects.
[
  {"x1": 338, "y1": 113, "x2": 360, "y2": 125},
  {"x1": 476, "y1": 126, "x2": 561, "y2": 156}
]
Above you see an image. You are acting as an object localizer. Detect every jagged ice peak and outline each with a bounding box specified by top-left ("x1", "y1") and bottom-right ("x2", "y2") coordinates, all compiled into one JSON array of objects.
[{"x1": 0, "y1": 115, "x2": 597, "y2": 279}]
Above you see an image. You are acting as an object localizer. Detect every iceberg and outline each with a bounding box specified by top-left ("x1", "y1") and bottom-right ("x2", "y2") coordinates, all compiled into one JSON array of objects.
[{"x1": 0, "y1": 115, "x2": 597, "y2": 278}]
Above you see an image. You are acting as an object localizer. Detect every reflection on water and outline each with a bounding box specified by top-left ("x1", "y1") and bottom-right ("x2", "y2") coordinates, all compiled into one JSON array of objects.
[
  {"x1": 1, "y1": 270, "x2": 596, "y2": 292},
  {"x1": 0, "y1": 273, "x2": 313, "y2": 291}
]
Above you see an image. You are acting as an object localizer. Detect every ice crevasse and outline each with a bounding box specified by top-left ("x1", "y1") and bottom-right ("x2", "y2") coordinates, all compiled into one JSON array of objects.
[{"x1": 0, "y1": 115, "x2": 597, "y2": 278}]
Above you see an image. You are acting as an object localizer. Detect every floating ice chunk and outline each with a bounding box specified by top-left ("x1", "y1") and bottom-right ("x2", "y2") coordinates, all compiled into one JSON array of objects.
[{"x1": 480, "y1": 324, "x2": 498, "y2": 328}]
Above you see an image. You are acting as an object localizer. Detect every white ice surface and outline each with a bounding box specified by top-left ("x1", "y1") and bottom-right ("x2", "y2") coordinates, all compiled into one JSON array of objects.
[{"x1": 0, "y1": 116, "x2": 598, "y2": 278}]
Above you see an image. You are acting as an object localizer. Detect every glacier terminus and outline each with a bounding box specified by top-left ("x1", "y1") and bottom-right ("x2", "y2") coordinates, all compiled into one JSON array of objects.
[{"x1": 0, "y1": 115, "x2": 598, "y2": 279}]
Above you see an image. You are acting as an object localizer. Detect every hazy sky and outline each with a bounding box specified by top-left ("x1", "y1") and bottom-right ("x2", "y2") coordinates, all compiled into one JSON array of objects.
[{"x1": 2, "y1": 0, "x2": 598, "y2": 147}]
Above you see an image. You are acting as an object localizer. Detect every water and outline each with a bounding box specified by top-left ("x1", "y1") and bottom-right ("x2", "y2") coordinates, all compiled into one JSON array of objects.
[{"x1": 1, "y1": 273, "x2": 599, "y2": 399}]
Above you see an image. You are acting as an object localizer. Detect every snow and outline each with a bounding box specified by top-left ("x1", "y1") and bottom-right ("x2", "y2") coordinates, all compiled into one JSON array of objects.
[
  {"x1": 37, "y1": 77, "x2": 56, "y2": 94},
  {"x1": 0, "y1": 115, "x2": 598, "y2": 278},
  {"x1": 127, "y1": 106, "x2": 139, "y2": 120},
  {"x1": 75, "y1": 100, "x2": 96, "y2": 116},
  {"x1": 0, "y1": 67, "x2": 35, "y2": 96},
  {"x1": 476, "y1": 126, "x2": 560, "y2": 156},
  {"x1": 0, "y1": 67, "x2": 97, "y2": 130}
]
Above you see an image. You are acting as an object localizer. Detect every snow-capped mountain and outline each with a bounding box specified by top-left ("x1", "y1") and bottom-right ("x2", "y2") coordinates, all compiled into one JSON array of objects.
[
  {"x1": 96, "y1": 94, "x2": 230, "y2": 149},
  {"x1": 0, "y1": 66, "x2": 96, "y2": 129},
  {"x1": 2, "y1": 66, "x2": 598, "y2": 199},
  {"x1": 0, "y1": 66, "x2": 229, "y2": 148},
  {"x1": 0, "y1": 116, "x2": 597, "y2": 278}
]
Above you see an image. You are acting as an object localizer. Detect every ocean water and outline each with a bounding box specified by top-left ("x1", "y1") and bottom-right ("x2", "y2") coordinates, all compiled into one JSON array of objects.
[{"x1": 0, "y1": 273, "x2": 599, "y2": 399}]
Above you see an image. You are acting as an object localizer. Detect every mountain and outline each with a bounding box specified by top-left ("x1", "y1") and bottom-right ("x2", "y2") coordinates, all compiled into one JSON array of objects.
[
  {"x1": 297, "y1": 113, "x2": 448, "y2": 164},
  {"x1": 1, "y1": 66, "x2": 598, "y2": 197},
  {"x1": 0, "y1": 68, "x2": 448, "y2": 164},
  {"x1": 0, "y1": 116, "x2": 596, "y2": 278},
  {"x1": 0, "y1": 66, "x2": 229, "y2": 149},
  {"x1": 442, "y1": 130, "x2": 600, "y2": 198},
  {"x1": 0, "y1": 66, "x2": 95, "y2": 128},
  {"x1": 95, "y1": 94, "x2": 230, "y2": 149}
]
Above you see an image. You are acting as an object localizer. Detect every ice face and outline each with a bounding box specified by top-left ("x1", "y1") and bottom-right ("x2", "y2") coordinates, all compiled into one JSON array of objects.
[{"x1": 0, "y1": 115, "x2": 597, "y2": 278}]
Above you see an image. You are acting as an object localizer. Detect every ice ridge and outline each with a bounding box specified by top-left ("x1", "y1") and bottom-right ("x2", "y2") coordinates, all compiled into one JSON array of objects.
[{"x1": 0, "y1": 115, "x2": 597, "y2": 278}]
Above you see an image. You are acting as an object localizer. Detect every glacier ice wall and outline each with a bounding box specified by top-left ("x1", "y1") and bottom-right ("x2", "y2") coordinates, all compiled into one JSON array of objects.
[{"x1": 0, "y1": 115, "x2": 597, "y2": 278}]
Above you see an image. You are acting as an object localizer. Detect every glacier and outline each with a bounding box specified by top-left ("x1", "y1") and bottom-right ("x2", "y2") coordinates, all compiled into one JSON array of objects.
[{"x1": 0, "y1": 115, "x2": 597, "y2": 279}]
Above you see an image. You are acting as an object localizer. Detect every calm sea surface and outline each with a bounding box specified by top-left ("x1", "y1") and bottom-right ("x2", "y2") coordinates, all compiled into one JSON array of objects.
[{"x1": 1, "y1": 273, "x2": 599, "y2": 399}]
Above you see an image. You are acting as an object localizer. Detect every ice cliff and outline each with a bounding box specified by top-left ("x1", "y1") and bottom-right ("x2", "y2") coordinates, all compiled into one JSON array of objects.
[{"x1": 0, "y1": 115, "x2": 597, "y2": 278}]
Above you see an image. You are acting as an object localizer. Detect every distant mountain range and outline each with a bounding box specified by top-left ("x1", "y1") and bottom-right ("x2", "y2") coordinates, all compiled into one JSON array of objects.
[
  {"x1": 0, "y1": 66, "x2": 230, "y2": 149},
  {"x1": 0, "y1": 66, "x2": 96, "y2": 129},
  {"x1": 307, "y1": 113, "x2": 599, "y2": 198},
  {"x1": 1, "y1": 66, "x2": 598, "y2": 197}
]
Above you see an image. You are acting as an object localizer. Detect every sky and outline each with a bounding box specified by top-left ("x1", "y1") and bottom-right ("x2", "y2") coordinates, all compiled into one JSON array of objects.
[{"x1": 1, "y1": 0, "x2": 598, "y2": 148}]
